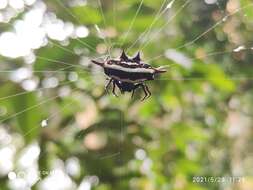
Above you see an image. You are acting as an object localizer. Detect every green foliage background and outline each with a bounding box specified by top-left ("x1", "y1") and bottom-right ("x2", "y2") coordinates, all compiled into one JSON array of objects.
[{"x1": 0, "y1": 0, "x2": 253, "y2": 189}]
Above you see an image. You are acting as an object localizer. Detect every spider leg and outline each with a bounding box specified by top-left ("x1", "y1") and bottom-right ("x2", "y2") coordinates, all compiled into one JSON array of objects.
[
  {"x1": 131, "y1": 90, "x2": 135, "y2": 98},
  {"x1": 144, "y1": 84, "x2": 151, "y2": 99},
  {"x1": 114, "y1": 80, "x2": 124, "y2": 94},
  {"x1": 140, "y1": 84, "x2": 148, "y2": 101},
  {"x1": 131, "y1": 84, "x2": 139, "y2": 98},
  {"x1": 131, "y1": 88, "x2": 136, "y2": 98},
  {"x1": 105, "y1": 78, "x2": 113, "y2": 93},
  {"x1": 112, "y1": 80, "x2": 118, "y2": 97}
]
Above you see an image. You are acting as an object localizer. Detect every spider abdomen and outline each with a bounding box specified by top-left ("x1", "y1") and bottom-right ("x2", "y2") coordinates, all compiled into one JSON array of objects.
[{"x1": 104, "y1": 67, "x2": 154, "y2": 83}]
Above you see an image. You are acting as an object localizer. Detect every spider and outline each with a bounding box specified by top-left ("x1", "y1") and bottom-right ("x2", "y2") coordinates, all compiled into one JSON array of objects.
[{"x1": 91, "y1": 51, "x2": 166, "y2": 100}]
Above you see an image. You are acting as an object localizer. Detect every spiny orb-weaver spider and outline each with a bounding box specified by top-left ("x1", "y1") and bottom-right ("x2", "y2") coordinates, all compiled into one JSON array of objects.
[{"x1": 91, "y1": 51, "x2": 166, "y2": 100}]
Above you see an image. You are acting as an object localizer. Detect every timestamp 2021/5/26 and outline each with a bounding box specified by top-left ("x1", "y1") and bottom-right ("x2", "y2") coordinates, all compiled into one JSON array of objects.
[{"x1": 192, "y1": 176, "x2": 244, "y2": 184}]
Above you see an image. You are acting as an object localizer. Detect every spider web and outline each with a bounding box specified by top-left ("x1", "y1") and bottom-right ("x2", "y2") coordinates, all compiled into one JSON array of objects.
[{"x1": 0, "y1": 0, "x2": 252, "y2": 189}]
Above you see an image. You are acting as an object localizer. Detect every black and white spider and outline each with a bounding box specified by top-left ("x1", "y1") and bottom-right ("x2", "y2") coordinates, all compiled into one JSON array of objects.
[{"x1": 91, "y1": 51, "x2": 166, "y2": 100}]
